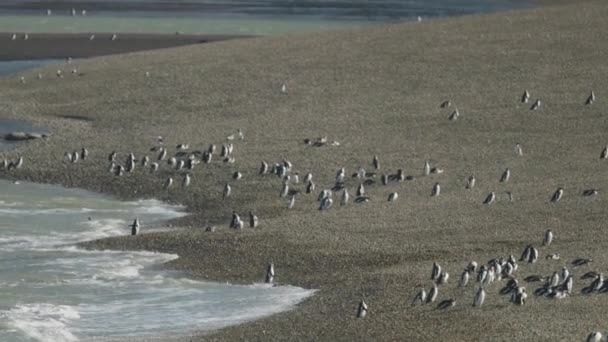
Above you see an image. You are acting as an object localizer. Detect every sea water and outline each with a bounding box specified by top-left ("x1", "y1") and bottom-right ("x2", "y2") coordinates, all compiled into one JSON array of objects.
[
  {"x1": 0, "y1": 0, "x2": 531, "y2": 35},
  {"x1": 0, "y1": 180, "x2": 315, "y2": 341}
]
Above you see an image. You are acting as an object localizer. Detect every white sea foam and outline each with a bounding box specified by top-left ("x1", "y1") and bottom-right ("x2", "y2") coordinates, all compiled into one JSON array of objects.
[
  {"x1": 4, "y1": 304, "x2": 80, "y2": 342},
  {"x1": 0, "y1": 183, "x2": 316, "y2": 341}
]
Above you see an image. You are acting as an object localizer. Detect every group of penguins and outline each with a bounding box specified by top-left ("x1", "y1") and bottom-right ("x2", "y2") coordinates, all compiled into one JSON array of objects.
[{"x1": 27, "y1": 88, "x2": 607, "y2": 340}]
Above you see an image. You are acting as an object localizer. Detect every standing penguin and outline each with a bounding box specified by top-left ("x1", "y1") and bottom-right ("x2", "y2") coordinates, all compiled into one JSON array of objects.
[
  {"x1": 265, "y1": 263, "x2": 275, "y2": 284},
  {"x1": 249, "y1": 211, "x2": 258, "y2": 228},
  {"x1": 372, "y1": 155, "x2": 379, "y2": 170},
  {"x1": 357, "y1": 300, "x2": 368, "y2": 318},
  {"x1": 473, "y1": 287, "x2": 486, "y2": 307},
  {"x1": 129, "y1": 218, "x2": 140, "y2": 236}
]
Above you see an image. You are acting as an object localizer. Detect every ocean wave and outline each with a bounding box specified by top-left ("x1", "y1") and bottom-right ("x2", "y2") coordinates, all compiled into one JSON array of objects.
[{"x1": 3, "y1": 303, "x2": 80, "y2": 342}]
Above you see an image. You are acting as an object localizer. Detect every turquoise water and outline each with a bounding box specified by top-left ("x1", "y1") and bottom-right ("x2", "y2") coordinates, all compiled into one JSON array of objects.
[
  {"x1": 0, "y1": 180, "x2": 315, "y2": 341},
  {"x1": 0, "y1": 0, "x2": 531, "y2": 35},
  {"x1": 0, "y1": 60, "x2": 62, "y2": 76},
  {"x1": 0, "y1": 15, "x2": 368, "y2": 35}
]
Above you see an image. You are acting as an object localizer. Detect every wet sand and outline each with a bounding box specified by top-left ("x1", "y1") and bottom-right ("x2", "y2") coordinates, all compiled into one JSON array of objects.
[
  {"x1": 0, "y1": 32, "x2": 250, "y2": 60},
  {"x1": 1, "y1": 0, "x2": 607, "y2": 340}
]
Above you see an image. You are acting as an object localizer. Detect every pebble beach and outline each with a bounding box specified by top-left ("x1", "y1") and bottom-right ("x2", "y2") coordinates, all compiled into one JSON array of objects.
[{"x1": 1, "y1": 0, "x2": 608, "y2": 340}]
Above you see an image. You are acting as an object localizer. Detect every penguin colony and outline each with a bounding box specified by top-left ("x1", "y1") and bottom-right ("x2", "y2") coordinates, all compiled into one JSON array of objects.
[{"x1": 4, "y1": 64, "x2": 606, "y2": 339}]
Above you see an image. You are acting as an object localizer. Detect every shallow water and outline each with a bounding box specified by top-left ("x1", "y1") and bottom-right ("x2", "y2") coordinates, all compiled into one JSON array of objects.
[
  {"x1": 0, "y1": 0, "x2": 531, "y2": 35},
  {"x1": 0, "y1": 118, "x2": 50, "y2": 151},
  {"x1": 0, "y1": 180, "x2": 315, "y2": 341},
  {"x1": 0, "y1": 60, "x2": 62, "y2": 76}
]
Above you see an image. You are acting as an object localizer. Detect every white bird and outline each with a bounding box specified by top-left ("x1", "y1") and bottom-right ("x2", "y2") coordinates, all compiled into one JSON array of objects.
[
  {"x1": 431, "y1": 183, "x2": 440, "y2": 197},
  {"x1": 11, "y1": 33, "x2": 16, "y2": 40},
  {"x1": 111, "y1": 33, "x2": 117, "y2": 41},
  {"x1": 500, "y1": 168, "x2": 510, "y2": 182},
  {"x1": 473, "y1": 287, "x2": 486, "y2": 307},
  {"x1": 543, "y1": 229, "x2": 553, "y2": 246},
  {"x1": 280, "y1": 83, "x2": 288, "y2": 94},
  {"x1": 550, "y1": 188, "x2": 564, "y2": 203},
  {"x1": 89, "y1": 34, "x2": 95, "y2": 40}
]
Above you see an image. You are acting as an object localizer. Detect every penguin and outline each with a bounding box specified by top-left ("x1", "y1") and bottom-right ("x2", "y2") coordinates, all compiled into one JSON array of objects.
[
  {"x1": 473, "y1": 287, "x2": 486, "y2": 307},
  {"x1": 182, "y1": 174, "x2": 191, "y2": 187},
  {"x1": 521, "y1": 90, "x2": 530, "y2": 104},
  {"x1": 356, "y1": 300, "x2": 368, "y2": 318},
  {"x1": 427, "y1": 283, "x2": 438, "y2": 303},
  {"x1": 431, "y1": 183, "x2": 440, "y2": 197},
  {"x1": 265, "y1": 263, "x2": 275, "y2": 284},
  {"x1": 500, "y1": 168, "x2": 510, "y2": 182},
  {"x1": 448, "y1": 108, "x2": 459, "y2": 121},
  {"x1": 163, "y1": 177, "x2": 173, "y2": 189},
  {"x1": 249, "y1": 211, "x2": 258, "y2": 228},
  {"x1": 373, "y1": 155, "x2": 380, "y2": 170},
  {"x1": 388, "y1": 192, "x2": 398, "y2": 202},
  {"x1": 585, "y1": 91, "x2": 595, "y2": 105},
  {"x1": 341, "y1": 189, "x2": 349, "y2": 206},
  {"x1": 459, "y1": 270, "x2": 470, "y2": 288},
  {"x1": 260, "y1": 161, "x2": 269, "y2": 174},
  {"x1": 431, "y1": 262, "x2": 442, "y2": 281},
  {"x1": 483, "y1": 192, "x2": 496, "y2": 205},
  {"x1": 530, "y1": 99, "x2": 541, "y2": 110},
  {"x1": 129, "y1": 218, "x2": 140, "y2": 236},
  {"x1": 412, "y1": 288, "x2": 427, "y2": 305},
  {"x1": 550, "y1": 188, "x2": 564, "y2": 203},
  {"x1": 543, "y1": 229, "x2": 553, "y2": 246},
  {"x1": 223, "y1": 183, "x2": 231, "y2": 199},
  {"x1": 465, "y1": 175, "x2": 475, "y2": 189}
]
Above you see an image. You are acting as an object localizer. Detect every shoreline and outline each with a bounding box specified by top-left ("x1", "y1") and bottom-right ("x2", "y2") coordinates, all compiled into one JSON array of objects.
[
  {"x1": 0, "y1": 32, "x2": 251, "y2": 61},
  {"x1": 1, "y1": 0, "x2": 607, "y2": 340}
]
